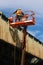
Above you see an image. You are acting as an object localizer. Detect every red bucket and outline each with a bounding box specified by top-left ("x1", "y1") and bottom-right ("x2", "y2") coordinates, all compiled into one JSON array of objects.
[{"x1": 8, "y1": 17, "x2": 13, "y2": 23}]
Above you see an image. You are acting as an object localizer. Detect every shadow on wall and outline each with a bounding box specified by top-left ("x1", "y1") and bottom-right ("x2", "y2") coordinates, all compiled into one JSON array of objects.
[
  {"x1": 0, "y1": 39, "x2": 14, "y2": 65},
  {"x1": 0, "y1": 39, "x2": 43, "y2": 65},
  {"x1": 9, "y1": 27, "x2": 22, "y2": 48},
  {"x1": 0, "y1": 39, "x2": 22, "y2": 65}
]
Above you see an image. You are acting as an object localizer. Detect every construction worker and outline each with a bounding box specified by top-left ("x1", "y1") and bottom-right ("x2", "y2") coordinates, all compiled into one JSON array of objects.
[{"x1": 13, "y1": 9, "x2": 24, "y2": 22}]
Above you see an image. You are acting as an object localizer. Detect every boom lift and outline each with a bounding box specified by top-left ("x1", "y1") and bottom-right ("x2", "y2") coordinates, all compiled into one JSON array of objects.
[{"x1": 8, "y1": 10, "x2": 35, "y2": 65}]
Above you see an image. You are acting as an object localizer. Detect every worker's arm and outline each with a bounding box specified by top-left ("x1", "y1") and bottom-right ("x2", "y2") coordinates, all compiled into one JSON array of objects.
[
  {"x1": 12, "y1": 10, "x2": 17, "y2": 14},
  {"x1": 22, "y1": 12, "x2": 24, "y2": 15}
]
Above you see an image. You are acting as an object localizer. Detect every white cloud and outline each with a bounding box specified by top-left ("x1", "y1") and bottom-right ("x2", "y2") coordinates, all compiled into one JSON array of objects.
[
  {"x1": 0, "y1": 0, "x2": 43, "y2": 11},
  {"x1": 0, "y1": 0, "x2": 43, "y2": 20},
  {"x1": 38, "y1": 35, "x2": 43, "y2": 42},
  {"x1": 0, "y1": 0, "x2": 15, "y2": 8},
  {"x1": 38, "y1": 35, "x2": 43, "y2": 38},
  {"x1": 0, "y1": 0, "x2": 43, "y2": 17},
  {"x1": 28, "y1": 30, "x2": 40, "y2": 36},
  {"x1": 28, "y1": 31, "x2": 36, "y2": 36},
  {"x1": 28, "y1": 30, "x2": 43, "y2": 42}
]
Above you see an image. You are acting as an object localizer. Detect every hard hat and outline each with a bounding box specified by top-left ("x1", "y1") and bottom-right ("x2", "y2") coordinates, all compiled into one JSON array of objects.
[{"x1": 17, "y1": 8, "x2": 22, "y2": 10}]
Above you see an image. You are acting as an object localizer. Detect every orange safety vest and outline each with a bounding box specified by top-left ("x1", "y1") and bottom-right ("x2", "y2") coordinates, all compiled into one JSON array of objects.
[{"x1": 16, "y1": 10, "x2": 22, "y2": 16}]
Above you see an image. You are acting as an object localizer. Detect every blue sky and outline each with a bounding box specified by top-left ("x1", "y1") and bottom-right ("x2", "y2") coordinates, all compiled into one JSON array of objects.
[{"x1": 0, "y1": 0, "x2": 43, "y2": 42}]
